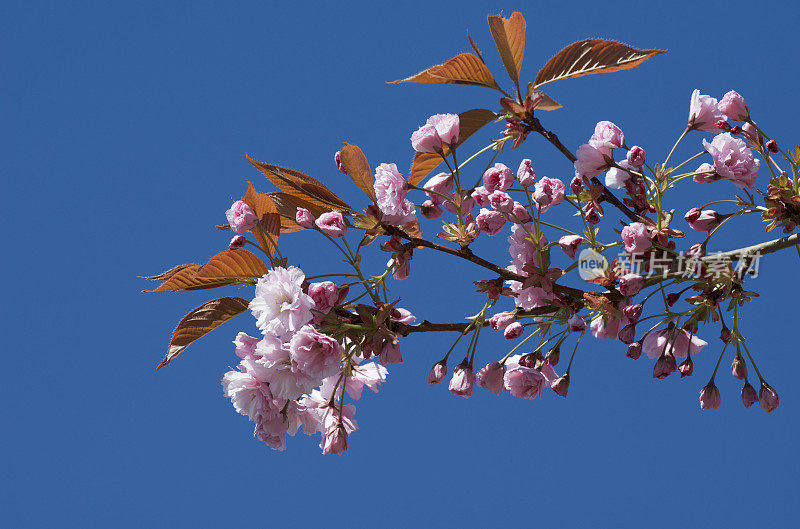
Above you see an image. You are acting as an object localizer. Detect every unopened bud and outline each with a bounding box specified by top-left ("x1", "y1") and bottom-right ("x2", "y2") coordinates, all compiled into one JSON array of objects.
[
  {"x1": 715, "y1": 120, "x2": 731, "y2": 132},
  {"x1": 427, "y1": 360, "x2": 447, "y2": 385},
  {"x1": 570, "y1": 175, "x2": 584, "y2": 194},
  {"x1": 720, "y1": 326, "x2": 732, "y2": 344},
  {"x1": 622, "y1": 304, "x2": 643, "y2": 323},
  {"x1": 741, "y1": 381, "x2": 758, "y2": 408},
  {"x1": 334, "y1": 150, "x2": 347, "y2": 174},
  {"x1": 679, "y1": 356, "x2": 693, "y2": 377},
  {"x1": 627, "y1": 342, "x2": 642, "y2": 360},
  {"x1": 545, "y1": 345, "x2": 560, "y2": 366},
  {"x1": 766, "y1": 140, "x2": 779, "y2": 153},
  {"x1": 731, "y1": 355, "x2": 747, "y2": 380},
  {"x1": 618, "y1": 323, "x2": 636, "y2": 345},
  {"x1": 699, "y1": 383, "x2": 721, "y2": 410},
  {"x1": 228, "y1": 235, "x2": 246, "y2": 248},
  {"x1": 729, "y1": 125, "x2": 742, "y2": 135},
  {"x1": 626, "y1": 146, "x2": 646, "y2": 167},
  {"x1": 420, "y1": 200, "x2": 443, "y2": 219},
  {"x1": 653, "y1": 352, "x2": 677, "y2": 379},
  {"x1": 758, "y1": 382, "x2": 779, "y2": 413},
  {"x1": 666, "y1": 292, "x2": 680, "y2": 307},
  {"x1": 504, "y1": 321, "x2": 524, "y2": 340},
  {"x1": 551, "y1": 374, "x2": 570, "y2": 397}
]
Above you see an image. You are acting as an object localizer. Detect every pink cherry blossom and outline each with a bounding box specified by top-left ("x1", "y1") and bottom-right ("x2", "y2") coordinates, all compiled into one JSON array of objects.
[
  {"x1": 255, "y1": 334, "x2": 318, "y2": 399},
  {"x1": 250, "y1": 266, "x2": 314, "y2": 335},
  {"x1": 589, "y1": 121, "x2": 625, "y2": 149},
  {"x1": 390, "y1": 307, "x2": 416, "y2": 325},
  {"x1": 618, "y1": 273, "x2": 645, "y2": 296},
  {"x1": 693, "y1": 162, "x2": 719, "y2": 184},
  {"x1": 590, "y1": 316, "x2": 621, "y2": 340},
  {"x1": 621, "y1": 222, "x2": 652, "y2": 254},
  {"x1": 605, "y1": 160, "x2": 633, "y2": 189},
  {"x1": 222, "y1": 369, "x2": 277, "y2": 422},
  {"x1": 688, "y1": 89, "x2": 725, "y2": 132},
  {"x1": 718, "y1": 90, "x2": 749, "y2": 121},
  {"x1": 533, "y1": 177, "x2": 566, "y2": 212},
  {"x1": 410, "y1": 123, "x2": 442, "y2": 153},
  {"x1": 471, "y1": 186, "x2": 491, "y2": 207},
  {"x1": 226, "y1": 200, "x2": 259, "y2": 233},
  {"x1": 568, "y1": 313, "x2": 587, "y2": 333},
  {"x1": 321, "y1": 424, "x2": 349, "y2": 455},
  {"x1": 488, "y1": 311, "x2": 515, "y2": 331},
  {"x1": 233, "y1": 332, "x2": 260, "y2": 360},
  {"x1": 489, "y1": 191, "x2": 514, "y2": 213},
  {"x1": 517, "y1": 159, "x2": 537, "y2": 187},
  {"x1": 476, "y1": 362, "x2": 505, "y2": 395},
  {"x1": 449, "y1": 361, "x2": 475, "y2": 398},
  {"x1": 422, "y1": 172, "x2": 453, "y2": 205},
  {"x1": 503, "y1": 356, "x2": 548, "y2": 400},
  {"x1": 308, "y1": 281, "x2": 338, "y2": 315},
  {"x1": 427, "y1": 113, "x2": 460, "y2": 145},
  {"x1": 482, "y1": 163, "x2": 515, "y2": 192},
  {"x1": 558, "y1": 235, "x2": 583, "y2": 259},
  {"x1": 295, "y1": 207, "x2": 316, "y2": 229},
  {"x1": 476, "y1": 208, "x2": 506, "y2": 236},
  {"x1": 374, "y1": 163, "x2": 416, "y2": 225},
  {"x1": 379, "y1": 341, "x2": 403, "y2": 366},
  {"x1": 510, "y1": 201, "x2": 531, "y2": 222},
  {"x1": 702, "y1": 133, "x2": 760, "y2": 189},
  {"x1": 289, "y1": 325, "x2": 344, "y2": 381},
  {"x1": 574, "y1": 143, "x2": 612, "y2": 177},
  {"x1": 315, "y1": 211, "x2": 347, "y2": 237},
  {"x1": 344, "y1": 362, "x2": 388, "y2": 400},
  {"x1": 642, "y1": 328, "x2": 708, "y2": 359}
]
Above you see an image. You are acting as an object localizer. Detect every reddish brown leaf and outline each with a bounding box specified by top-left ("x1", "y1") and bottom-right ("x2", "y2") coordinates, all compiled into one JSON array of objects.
[
  {"x1": 140, "y1": 263, "x2": 199, "y2": 281},
  {"x1": 487, "y1": 12, "x2": 526, "y2": 87},
  {"x1": 391, "y1": 53, "x2": 501, "y2": 91},
  {"x1": 194, "y1": 249, "x2": 269, "y2": 279},
  {"x1": 246, "y1": 155, "x2": 352, "y2": 212},
  {"x1": 242, "y1": 180, "x2": 281, "y2": 256},
  {"x1": 156, "y1": 297, "x2": 250, "y2": 370},
  {"x1": 409, "y1": 108, "x2": 497, "y2": 185},
  {"x1": 529, "y1": 88, "x2": 562, "y2": 111},
  {"x1": 142, "y1": 264, "x2": 238, "y2": 292},
  {"x1": 339, "y1": 143, "x2": 376, "y2": 202},
  {"x1": 534, "y1": 39, "x2": 666, "y2": 89}
]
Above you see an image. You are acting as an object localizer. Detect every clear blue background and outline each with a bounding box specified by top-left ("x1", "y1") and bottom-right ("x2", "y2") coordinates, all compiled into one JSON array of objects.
[{"x1": 3, "y1": 1, "x2": 797, "y2": 527}]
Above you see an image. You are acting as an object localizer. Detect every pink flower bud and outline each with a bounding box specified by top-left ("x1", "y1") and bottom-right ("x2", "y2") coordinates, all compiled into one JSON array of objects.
[
  {"x1": 684, "y1": 207, "x2": 721, "y2": 232},
  {"x1": 428, "y1": 360, "x2": 447, "y2": 385},
  {"x1": 618, "y1": 273, "x2": 645, "y2": 296},
  {"x1": 427, "y1": 113, "x2": 460, "y2": 145},
  {"x1": 700, "y1": 383, "x2": 721, "y2": 410},
  {"x1": 720, "y1": 326, "x2": 732, "y2": 344},
  {"x1": 476, "y1": 362, "x2": 505, "y2": 395},
  {"x1": 510, "y1": 201, "x2": 531, "y2": 222},
  {"x1": 686, "y1": 243, "x2": 706, "y2": 258},
  {"x1": 731, "y1": 355, "x2": 747, "y2": 380},
  {"x1": 476, "y1": 208, "x2": 506, "y2": 235},
  {"x1": 550, "y1": 374, "x2": 570, "y2": 397},
  {"x1": 296, "y1": 207, "x2": 316, "y2": 229},
  {"x1": 759, "y1": 382, "x2": 779, "y2": 412},
  {"x1": 334, "y1": 150, "x2": 347, "y2": 174},
  {"x1": 504, "y1": 321, "x2": 524, "y2": 340},
  {"x1": 585, "y1": 205, "x2": 601, "y2": 225},
  {"x1": 315, "y1": 211, "x2": 347, "y2": 237},
  {"x1": 742, "y1": 122, "x2": 759, "y2": 142},
  {"x1": 410, "y1": 123, "x2": 442, "y2": 154},
  {"x1": 622, "y1": 304, "x2": 642, "y2": 323},
  {"x1": 470, "y1": 186, "x2": 490, "y2": 208},
  {"x1": 308, "y1": 281, "x2": 338, "y2": 314},
  {"x1": 653, "y1": 352, "x2": 677, "y2": 379},
  {"x1": 693, "y1": 162, "x2": 719, "y2": 184},
  {"x1": 589, "y1": 120, "x2": 625, "y2": 150},
  {"x1": 449, "y1": 360, "x2": 476, "y2": 398},
  {"x1": 558, "y1": 235, "x2": 584, "y2": 259},
  {"x1": 568, "y1": 313, "x2": 587, "y2": 333},
  {"x1": 420, "y1": 200, "x2": 443, "y2": 219},
  {"x1": 716, "y1": 120, "x2": 732, "y2": 132},
  {"x1": 228, "y1": 235, "x2": 246, "y2": 248},
  {"x1": 545, "y1": 345, "x2": 560, "y2": 366},
  {"x1": 226, "y1": 200, "x2": 259, "y2": 233},
  {"x1": 422, "y1": 172, "x2": 453, "y2": 205},
  {"x1": 516, "y1": 159, "x2": 537, "y2": 187},
  {"x1": 489, "y1": 191, "x2": 514, "y2": 213},
  {"x1": 766, "y1": 140, "x2": 779, "y2": 153},
  {"x1": 679, "y1": 356, "x2": 693, "y2": 377},
  {"x1": 627, "y1": 342, "x2": 642, "y2": 360},
  {"x1": 533, "y1": 177, "x2": 566, "y2": 212},
  {"x1": 621, "y1": 222, "x2": 652, "y2": 254},
  {"x1": 729, "y1": 125, "x2": 742, "y2": 135},
  {"x1": 718, "y1": 90, "x2": 749, "y2": 121},
  {"x1": 741, "y1": 382, "x2": 758, "y2": 408},
  {"x1": 482, "y1": 163, "x2": 515, "y2": 192},
  {"x1": 489, "y1": 311, "x2": 516, "y2": 331},
  {"x1": 570, "y1": 175, "x2": 584, "y2": 194},
  {"x1": 618, "y1": 323, "x2": 636, "y2": 344},
  {"x1": 626, "y1": 146, "x2": 646, "y2": 167}
]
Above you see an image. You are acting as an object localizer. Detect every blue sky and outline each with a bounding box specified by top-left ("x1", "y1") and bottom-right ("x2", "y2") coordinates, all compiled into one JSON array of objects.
[{"x1": 3, "y1": 1, "x2": 798, "y2": 527}]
